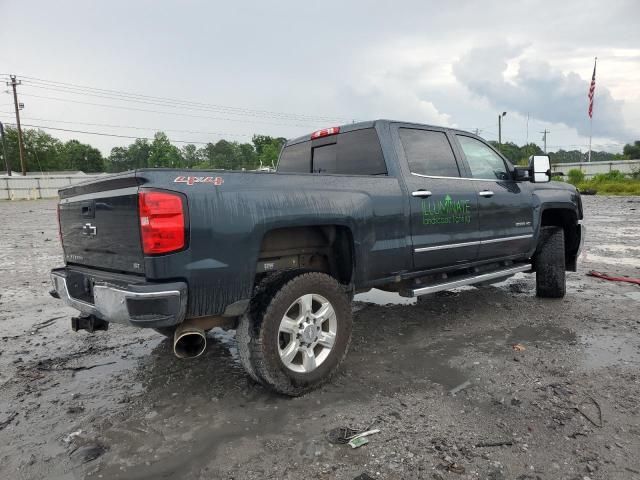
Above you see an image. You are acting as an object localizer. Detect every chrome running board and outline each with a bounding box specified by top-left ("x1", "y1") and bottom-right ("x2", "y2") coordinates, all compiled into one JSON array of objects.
[{"x1": 408, "y1": 264, "x2": 531, "y2": 298}]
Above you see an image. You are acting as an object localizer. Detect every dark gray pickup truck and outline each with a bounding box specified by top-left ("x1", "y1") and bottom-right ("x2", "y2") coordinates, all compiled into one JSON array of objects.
[{"x1": 51, "y1": 120, "x2": 584, "y2": 395}]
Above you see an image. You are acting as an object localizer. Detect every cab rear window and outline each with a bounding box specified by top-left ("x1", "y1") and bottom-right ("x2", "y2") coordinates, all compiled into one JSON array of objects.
[
  {"x1": 277, "y1": 142, "x2": 310, "y2": 173},
  {"x1": 277, "y1": 128, "x2": 387, "y2": 176}
]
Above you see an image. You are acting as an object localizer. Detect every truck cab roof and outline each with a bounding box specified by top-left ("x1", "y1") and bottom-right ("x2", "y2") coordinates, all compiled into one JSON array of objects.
[{"x1": 285, "y1": 119, "x2": 481, "y2": 147}]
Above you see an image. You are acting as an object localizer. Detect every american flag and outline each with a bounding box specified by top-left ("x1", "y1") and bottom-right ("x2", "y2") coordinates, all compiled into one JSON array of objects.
[{"x1": 588, "y1": 58, "x2": 597, "y2": 118}]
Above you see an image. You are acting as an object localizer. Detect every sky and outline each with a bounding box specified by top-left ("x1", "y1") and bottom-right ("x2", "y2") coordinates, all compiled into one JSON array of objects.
[{"x1": 1, "y1": 0, "x2": 639, "y2": 155}]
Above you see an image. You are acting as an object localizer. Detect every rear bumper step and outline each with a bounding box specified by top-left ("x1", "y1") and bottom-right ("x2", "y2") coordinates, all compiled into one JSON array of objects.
[
  {"x1": 406, "y1": 264, "x2": 532, "y2": 297},
  {"x1": 51, "y1": 268, "x2": 187, "y2": 328}
]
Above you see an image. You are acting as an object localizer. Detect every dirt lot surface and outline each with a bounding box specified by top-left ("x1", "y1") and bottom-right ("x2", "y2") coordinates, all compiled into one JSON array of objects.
[{"x1": 1, "y1": 196, "x2": 639, "y2": 480}]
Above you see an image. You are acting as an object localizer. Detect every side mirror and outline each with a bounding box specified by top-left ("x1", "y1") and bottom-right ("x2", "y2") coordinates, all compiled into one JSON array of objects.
[{"x1": 529, "y1": 155, "x2": 551, "y2": 183}]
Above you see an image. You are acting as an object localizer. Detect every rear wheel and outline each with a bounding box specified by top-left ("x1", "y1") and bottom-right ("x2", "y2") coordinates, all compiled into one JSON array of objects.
[
  {"x1": 237, "y1": 272, "x2": 352, "y2": 396},
  {"x1": 534, "y1": 227, "x2": 566, "y2": 298}
]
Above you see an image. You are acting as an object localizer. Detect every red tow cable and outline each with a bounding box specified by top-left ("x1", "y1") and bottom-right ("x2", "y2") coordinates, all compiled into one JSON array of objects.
[{"x1": 587, "y1": 270, "x2": 640, "y2": 286}]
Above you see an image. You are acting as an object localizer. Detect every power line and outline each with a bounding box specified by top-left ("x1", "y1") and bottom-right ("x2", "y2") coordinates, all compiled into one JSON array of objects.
[
  {"x1": 4, "y1": 74, "x2": 351, "y2": 123},
  {"x1": 17, "y1": 92, "x2": 329, "y2": 129},
  {"x1": 3, "y1": 114, "x2": 254, "y2": 138},
  {"x1": 6, "y1": 122, "x2": 215, "y2": 145},
  {"x1": 20, "y1": 82, "x2": 336, "y2": 122}
]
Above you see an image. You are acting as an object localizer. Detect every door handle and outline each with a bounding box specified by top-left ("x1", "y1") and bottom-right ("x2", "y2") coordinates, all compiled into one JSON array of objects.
[
  {"x1": 412, "y1": 190, "x2": 432, "y2": 198},
  {"x1": 479, "y1": 190, "x2": 494, "y2": 197}
]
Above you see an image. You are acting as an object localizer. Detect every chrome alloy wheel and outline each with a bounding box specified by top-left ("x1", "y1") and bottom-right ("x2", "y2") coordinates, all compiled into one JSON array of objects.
[{"x1": 277, "y1": 293, "x2": 337, "y2": 373}]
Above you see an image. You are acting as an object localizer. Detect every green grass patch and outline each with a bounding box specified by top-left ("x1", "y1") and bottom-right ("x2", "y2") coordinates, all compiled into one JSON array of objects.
[
  {"x1": 564, "y1": 169, "x2": 640, "y2": 195},
  {"x1": 576, "y1": 181, "x2": 640, "y2": 195},
  {"x1": 576, "y1": 179, "x2": 640, "y2": 195}
]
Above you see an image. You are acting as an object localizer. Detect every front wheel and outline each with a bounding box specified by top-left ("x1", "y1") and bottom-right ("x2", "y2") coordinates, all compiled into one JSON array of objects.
[
  {"x1": 534, "y1": 227, "x2": 566, "y2": 298},
  {"x1": 236, "y1": 272, "x2": 352, "y2": 396}
]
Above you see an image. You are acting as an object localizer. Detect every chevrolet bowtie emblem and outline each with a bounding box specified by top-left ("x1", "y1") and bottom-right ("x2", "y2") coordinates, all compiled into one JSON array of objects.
[{"x1": 82, "y1": 223, "x2": 97, "y2": 237}]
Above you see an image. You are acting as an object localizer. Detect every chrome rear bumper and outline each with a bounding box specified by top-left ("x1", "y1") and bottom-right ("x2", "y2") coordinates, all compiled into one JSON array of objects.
[{"x1": 51, "y1": 268, "x2": 187, "y2": 328}]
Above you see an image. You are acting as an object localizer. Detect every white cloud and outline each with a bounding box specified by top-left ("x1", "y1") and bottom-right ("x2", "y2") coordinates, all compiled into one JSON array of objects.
[{"x1": 452, "y1": 44, "x2": 635, "y2": 141}]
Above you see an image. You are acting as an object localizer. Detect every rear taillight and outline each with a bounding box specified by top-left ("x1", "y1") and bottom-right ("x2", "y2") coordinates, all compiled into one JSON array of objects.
[
  {"x1": 311, "y1": 126, "x2": 340, "y2": 139},
  {"x1": 138, "y1": 190, "x2": 186, "y2": 255}
]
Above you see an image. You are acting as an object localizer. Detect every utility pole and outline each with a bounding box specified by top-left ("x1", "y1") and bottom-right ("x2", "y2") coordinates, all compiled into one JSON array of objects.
[
  {"x1": 540, "y1": 129, "x2": 549, "y2": 153},
  {"x1": 7, "y1": 75, "x2": 26, "y2": 176},
  {"x1": 0, "y1": 121, "x2": 10, "y2": 176}
]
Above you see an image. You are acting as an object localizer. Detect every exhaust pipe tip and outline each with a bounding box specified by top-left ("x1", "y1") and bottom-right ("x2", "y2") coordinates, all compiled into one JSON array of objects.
[{"x1": 173, "y1": 326, "x2": 206, "y2": 359}]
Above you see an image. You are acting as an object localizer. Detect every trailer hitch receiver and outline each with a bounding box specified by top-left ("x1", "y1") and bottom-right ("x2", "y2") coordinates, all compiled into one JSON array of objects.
[{"x1": 71, "y1": 315, "x2": 109, "y2": 333}]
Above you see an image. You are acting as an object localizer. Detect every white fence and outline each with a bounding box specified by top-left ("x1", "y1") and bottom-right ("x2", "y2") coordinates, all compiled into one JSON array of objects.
[
  {"x1": 551, "y1": 160, "x2": 640, "y2": 179},
  {"x1": 1, "y1": 162, "x2": 639, "y2": 200},
  {"x1": 0, "y1": 174, "x2": 106, "y2": 200}
]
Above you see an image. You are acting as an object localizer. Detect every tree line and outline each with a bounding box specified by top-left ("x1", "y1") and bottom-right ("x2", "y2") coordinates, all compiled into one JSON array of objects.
[
  {"x1": 489, "y1": 141, "x2": 634, "y2": 165},
  {"x1": 0, "y1": 125, "x2": 638, "y2": 174},
  {"x1": 0, "y1": 126, "x2": 285, "y2": 173}
]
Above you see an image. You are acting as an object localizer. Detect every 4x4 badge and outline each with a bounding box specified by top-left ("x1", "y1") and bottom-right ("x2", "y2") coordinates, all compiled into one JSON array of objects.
[{"x1": 174, "y1": 176, "x2": 224, "y2": 186}]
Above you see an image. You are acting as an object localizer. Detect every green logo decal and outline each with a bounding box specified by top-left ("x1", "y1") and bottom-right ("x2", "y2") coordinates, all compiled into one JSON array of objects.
[{"x1": 422, "y1": 195, "x2": 471, "y2": 225}]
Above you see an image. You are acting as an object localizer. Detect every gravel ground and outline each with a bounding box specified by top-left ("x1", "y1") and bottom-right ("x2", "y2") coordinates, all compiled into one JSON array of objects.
[{"x1": 0, "y1": 195, "x2": 639, "y2": 480}]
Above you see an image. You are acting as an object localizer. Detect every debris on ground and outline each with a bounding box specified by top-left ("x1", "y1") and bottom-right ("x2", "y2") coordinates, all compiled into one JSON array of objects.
[
  {"x1": 574, "y1": 396, "x2": 603, "y2": 428},
  {"x1": 327, "y1": 426, "x2": 361, "y2": 444},
  {"x1": 349, "y1": 436, "x2": 369, "y2": 448},
  {"x1": 63, "y1": 430, "x2": 83, "y2": 444},
  {"x1": 348, "y1": 429, "x2": 380, "y2": 449},
  {"x1": 475, "y1": 440, "x2": 514, "y2": 448},
  {"x1": 327, "y1": 425, "x2": 380, "y2": 448},
  {"x1": 69, "y1": 444, "x2": 107, "y2": 464},
  {"x1": 449, "y1": 380, "x2": 471, "y2": 395},
  {"x1": 28, "y1": 316, "x2": 64, "y2": 335},
  {"x1": 353, "y1": 473, "x2": 375, "y2": 480},
  {"x1": 446, "y1": 462, "x2": 466, "y2": 474},
  {"x1": 0, "y1": 412, "x2": 18, "y2": 430},
  {"x1": 37, "y1": 361, "x2": 117, "y2": 375},
  {"x1": 512, "y1": 343, "x2": 526, "y2": 352}
]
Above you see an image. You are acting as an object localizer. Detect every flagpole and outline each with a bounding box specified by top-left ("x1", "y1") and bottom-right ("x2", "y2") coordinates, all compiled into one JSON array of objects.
[
  {"x1": 588, "y1": 56, "x2": 597, "y2": 163},
  {"x1": 589, "y1": 117, "x2": 593, "y2": 163}
]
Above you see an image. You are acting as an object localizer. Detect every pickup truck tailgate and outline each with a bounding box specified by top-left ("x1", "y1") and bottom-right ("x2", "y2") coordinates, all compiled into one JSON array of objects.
[{"x1": 59, "y1": 177, "x2": 144, "y2": 275}]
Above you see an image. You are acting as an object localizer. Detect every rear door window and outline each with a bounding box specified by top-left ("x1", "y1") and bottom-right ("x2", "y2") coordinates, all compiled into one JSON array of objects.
[
  {"x1": 333, "y1": 128, "x2": 386, "y2": 175},
  {"x1": 399, "y1": 128, "x2": 460, "y2": 177}
]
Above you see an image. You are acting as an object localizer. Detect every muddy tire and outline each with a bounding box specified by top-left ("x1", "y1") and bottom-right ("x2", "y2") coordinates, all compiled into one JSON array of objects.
[
  {"x1": 237, "y1": 272, "x2": 352, "y2": 396},
  {"x1": 535, "y1": 227, "x2": 566, "y2": 298},
  {"x1": 153, "y1": 327, "x2": 176, "y2": 338}
]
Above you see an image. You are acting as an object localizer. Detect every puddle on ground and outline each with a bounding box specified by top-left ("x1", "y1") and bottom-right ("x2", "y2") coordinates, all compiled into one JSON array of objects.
[
  {"x1": 592, "y1": 244, "x2": 640, "y2": 253},
  {"x1": 580, "y1": 332, "x2": 640, "y2": 370},
  {"x1": 507, "y1": 324, "x2": 576, "y2": 345},
  {"x1": 412, "y1": 344, "x2": 468, "y2": 390},
  {"x1": 354, "y1": 288, "x2": 416, "y2": 305},
  {"x1": 625, "y1": 291, "x2": 640, "y2": 301},
  {"x1": 580, "y1": 252, "x2": 640, "y2": 268},
  {"x1": 491, "y1": 272, "x2": 535, "y2": 296}
]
